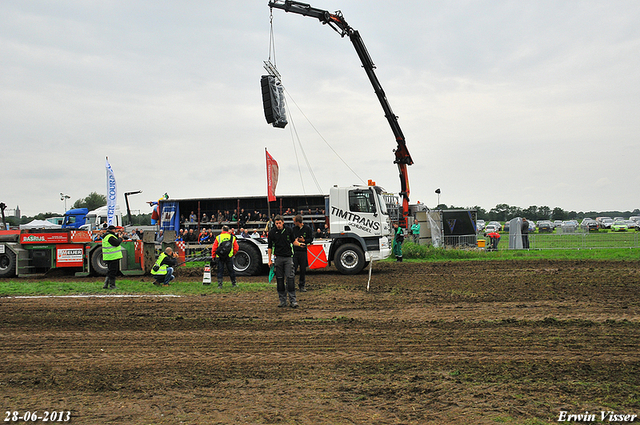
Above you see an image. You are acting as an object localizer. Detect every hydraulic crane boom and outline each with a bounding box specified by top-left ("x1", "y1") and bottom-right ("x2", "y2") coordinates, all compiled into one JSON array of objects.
[{"x1": 268, "y1": 0, "x2": 414, "y2": 227}]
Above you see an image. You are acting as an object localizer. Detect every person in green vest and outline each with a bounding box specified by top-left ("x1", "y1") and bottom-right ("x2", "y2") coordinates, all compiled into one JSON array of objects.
[
  {"x1": 392, "y1": 223, "x2": 405, "y2": 262},
  {"x1": 410, "y1": 219, "x2": 421, "y2": 243},
  {"x1": 102, "y1": 225, "x2": 123, "y2": 289},
  {"x1": 151, "y1": 247, "x2": 179, "y2": 286},
  {"x1": 211, "y1": 225, "x2": 240, "y2": 289}
]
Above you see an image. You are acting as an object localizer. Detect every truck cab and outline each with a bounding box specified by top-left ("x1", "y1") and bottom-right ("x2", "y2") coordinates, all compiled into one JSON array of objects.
[
  {"x1": 324, "y1": 184, "x2": 393, "y2": 273},
  {"x1": 62, "y1": 206, "x2": 123, "y2": 230}
]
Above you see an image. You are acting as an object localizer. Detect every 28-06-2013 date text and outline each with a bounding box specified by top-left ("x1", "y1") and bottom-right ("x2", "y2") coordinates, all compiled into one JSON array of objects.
[{"x1": 4, "y1": 411, "x2": 71, "y2": 422}]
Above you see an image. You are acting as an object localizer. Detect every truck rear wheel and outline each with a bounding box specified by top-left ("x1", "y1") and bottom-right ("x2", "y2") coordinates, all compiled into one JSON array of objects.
[
  {"x1": 0, "y1": 249, "x2": 16, "y2": 278},
  {"x1": 233, "y1": 243, "x2": 261, "y2": 276},
  {"x1": 90, "y1": 247, "x2": 109, "y2": 276},
  {"x1": 334, "y1": 243, "x2": 365, "y2": 275}
]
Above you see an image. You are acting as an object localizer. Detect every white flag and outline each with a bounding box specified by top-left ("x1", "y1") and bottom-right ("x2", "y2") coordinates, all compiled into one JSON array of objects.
[{"x1": 105, "y1": 157, "x2": 117, "y2": 226}]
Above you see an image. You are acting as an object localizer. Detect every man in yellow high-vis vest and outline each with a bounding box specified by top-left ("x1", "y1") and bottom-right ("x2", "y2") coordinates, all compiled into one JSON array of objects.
[
  {"x1": 102, "y1": 225, "x2": 123, "y2": 289},
  {"x1": 211, "y1": 225, "x2": 239, "y2": 289},
  {"x1": 151, "y1": 247, "x2": 179, "y2": 286}
]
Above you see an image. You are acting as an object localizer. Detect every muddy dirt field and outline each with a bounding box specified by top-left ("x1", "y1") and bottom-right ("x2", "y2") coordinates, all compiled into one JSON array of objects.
[{"x1": 1, "y1": 260, "x2": 640, "y2": 424}]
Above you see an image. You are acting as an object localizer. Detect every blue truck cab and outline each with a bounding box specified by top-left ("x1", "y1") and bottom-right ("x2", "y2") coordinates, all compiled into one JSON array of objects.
[{"x1": 62, "y1": 208, "x2": 89, "y2": 229}]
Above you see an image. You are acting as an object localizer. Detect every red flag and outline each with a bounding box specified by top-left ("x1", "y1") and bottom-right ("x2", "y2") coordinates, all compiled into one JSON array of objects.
[{"x1": 266, "y1": 149, "x2": 279, "y2": 202}]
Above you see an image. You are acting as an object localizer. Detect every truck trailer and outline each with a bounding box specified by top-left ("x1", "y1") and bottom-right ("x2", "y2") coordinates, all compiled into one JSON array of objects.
[
  {"x1": 161, "y1": 183, "x2": 394, "y2": 275},
  {"x1": 0, "y1": 227, "x2": 145, "y2": 278}
]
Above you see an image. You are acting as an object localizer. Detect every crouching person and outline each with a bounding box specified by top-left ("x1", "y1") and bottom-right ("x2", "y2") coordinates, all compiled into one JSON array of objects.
[{"x1": 151, "y1": 247, "x2": 179, "y2": 286}]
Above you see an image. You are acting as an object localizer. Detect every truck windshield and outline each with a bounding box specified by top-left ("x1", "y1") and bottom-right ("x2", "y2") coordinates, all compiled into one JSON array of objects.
[
  {"x1": 348, "y1": 189, "x2": 377, "y2": 214},
  {"x1": 377, "y1": 194, "x2": 388, "y2": 215}
]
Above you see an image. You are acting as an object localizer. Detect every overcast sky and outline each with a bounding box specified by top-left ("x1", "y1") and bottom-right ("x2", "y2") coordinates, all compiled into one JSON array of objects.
[{"x1": 2, "y1": 0, "x2": 639, "y2": 217}]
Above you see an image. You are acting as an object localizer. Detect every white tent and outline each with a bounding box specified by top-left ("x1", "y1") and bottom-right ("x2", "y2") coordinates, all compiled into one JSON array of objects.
[{"x1": 19, "y1": 219, "x2": 63, "y2": 230}]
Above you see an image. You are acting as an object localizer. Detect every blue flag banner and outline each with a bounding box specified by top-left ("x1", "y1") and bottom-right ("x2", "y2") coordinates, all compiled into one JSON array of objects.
[
  {"x1": 105, "y1": 157, "x2": 117, "y2": 226},
  {"x1": 160, "y1": 201, "x2": 180, "y2": 231}
]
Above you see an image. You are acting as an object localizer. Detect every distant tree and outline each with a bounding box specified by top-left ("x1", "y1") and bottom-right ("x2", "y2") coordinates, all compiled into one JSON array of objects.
[
  {"x1": 473, "y1": 206, "x2": 487, "y2": 220},
  {"x1": 34, "y1": 212, "x2": 62, "y2": 220},
  {"x1": 551, "y1": 207, "x2": 566, "y2": 221},
  {"x1": 5, "y1": 216, "x2": 19, "y2": 227},
  {"x1": 522, "y1": 205, "x2": 539, "y2": 220},
  {"x1": 538, "y1": 206, "x2": 551, "y2": 220},
  {"x1": 124, "y1": 213, "x2": 152, "y2": 226},
  {"x1": 73, "y1": 192, "x2": 107, "y2": 211},
  {"x1": 489, "y1": 204, "x2": 511, "y2": 222}
]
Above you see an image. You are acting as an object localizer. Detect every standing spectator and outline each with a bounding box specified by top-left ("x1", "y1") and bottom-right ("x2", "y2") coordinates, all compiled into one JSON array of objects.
[
  {"x1": 410, "y1": 219, "x2": 421, "y2": 243},
  {"x1": 189, "y1": 211, "x2": 196, "y2": 222},
  {"x1": 202, "y1": 213, "x2": 208, "y2": 223},
  {"x1": 292, "y1": 214, "x2": 314, "y2": 292},
  {"x1": 268, "y1": 215, "x2": 303, "y2": 308},
  {"x1": 211, "y1": 225, "x2": 239, "y2": 288},
  {"x1": 102, "y1": 225, "x2": 123, "y2": 289},
  {"x1": 250, "y1": 229, "x2": 261, "y2": 239},
  {"x1": 151, "y1": 247, "x2": 179, "y2": 286},
  {"x1": 392, "y1": 223, "x2": 405, "y2": 262},
  {"x1": 156, "y1": 229, "x2": 164, "y2": 243}
]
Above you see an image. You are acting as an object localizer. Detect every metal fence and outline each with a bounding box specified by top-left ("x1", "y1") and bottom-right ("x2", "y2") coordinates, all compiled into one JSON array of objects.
[
  {"x1": 478, "y1": 231, "x2": 640, "y2": 250},
  {"x1": 527, "y1": 232, "x2": 640, "y2": 250},
  {"x1": 444, "y1": 234, "x2": 478, "y2": 248}
]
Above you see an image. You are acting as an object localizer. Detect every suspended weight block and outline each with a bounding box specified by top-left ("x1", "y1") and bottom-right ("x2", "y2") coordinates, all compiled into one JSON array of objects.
[{"x1": 261, "y1": 75, "x2": 288, "y2": 128}]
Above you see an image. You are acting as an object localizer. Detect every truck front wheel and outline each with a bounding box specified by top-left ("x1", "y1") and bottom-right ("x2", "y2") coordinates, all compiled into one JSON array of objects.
[
  {"x1": 334, "y1": 243, "x2": 365, "y2": 275},
  {"x1": 90, "y1": 247, "x2": 109, "y2": 276},
  {"x1": 0, "y1": 249, "x2": 16, "y2": 278}
]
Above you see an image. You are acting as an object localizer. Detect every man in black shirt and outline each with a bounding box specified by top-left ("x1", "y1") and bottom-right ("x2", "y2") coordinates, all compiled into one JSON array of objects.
[
  {"x1": 292, "y1": 214, "x2": 314, "y2": 292},
  {"x1": 268, "y1": 215, "x2": 303, "y2": 308}
]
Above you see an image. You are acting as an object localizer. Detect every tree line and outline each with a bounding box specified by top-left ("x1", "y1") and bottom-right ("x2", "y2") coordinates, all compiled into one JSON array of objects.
[
  {"x1": 436, "y1": 204, "x2": 640, "y2": 222},
  {"x1": 4, "y1": 192, "x2": 152, "y2": 227}
]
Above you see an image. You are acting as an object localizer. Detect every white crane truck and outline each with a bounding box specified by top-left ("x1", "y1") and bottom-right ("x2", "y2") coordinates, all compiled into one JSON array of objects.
[{"x1": 229, "y1": 184, "x2": 393, "y2": 276}]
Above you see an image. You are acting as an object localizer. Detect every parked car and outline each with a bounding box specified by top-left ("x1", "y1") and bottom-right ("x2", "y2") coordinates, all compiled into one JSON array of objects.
[
  {"x1": 561, "y1": 220, "x2": 577, "y2": 232},
  {"x1": 487, "y1": 221, "x2": 502, "y2": 231},
  {"x1": 596, "y1": 217, "x2": 613, "y2": 229},
  {"x1": 483, "y1": 224, "x2": 500, "y2": 236},
  {"x1": 624, "y1": 220, "x2": 638, "y2": 231},
  {"x1": 580, "y1": 218, "x2": 599, "y2": 232},
  {"x1": 477, "y1": 219, "x2": 486, "y2": 232},
  {"x1": 537, "y1": 220, "x2": 553, "y2": 233},
  {"x1": 611, "y1": 220, "x2": 628, "y2": 232},
  {"x1": 553, "y1": 220, "x2": 563, "y2": 229}
]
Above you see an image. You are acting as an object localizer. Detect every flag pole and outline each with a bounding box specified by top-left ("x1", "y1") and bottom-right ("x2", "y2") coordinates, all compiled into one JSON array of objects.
[{"x1": 265, "y1": 148, "x2": 271, "y2": 228}]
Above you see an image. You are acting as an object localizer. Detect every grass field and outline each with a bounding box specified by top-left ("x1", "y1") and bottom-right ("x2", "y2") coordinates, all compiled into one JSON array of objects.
[
  {"x1": 1, "y1": 245, "x2": 638, "y2": 297},
  {"x1": 402, "y1": 242, "x2": 640, "y2": 262}
]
